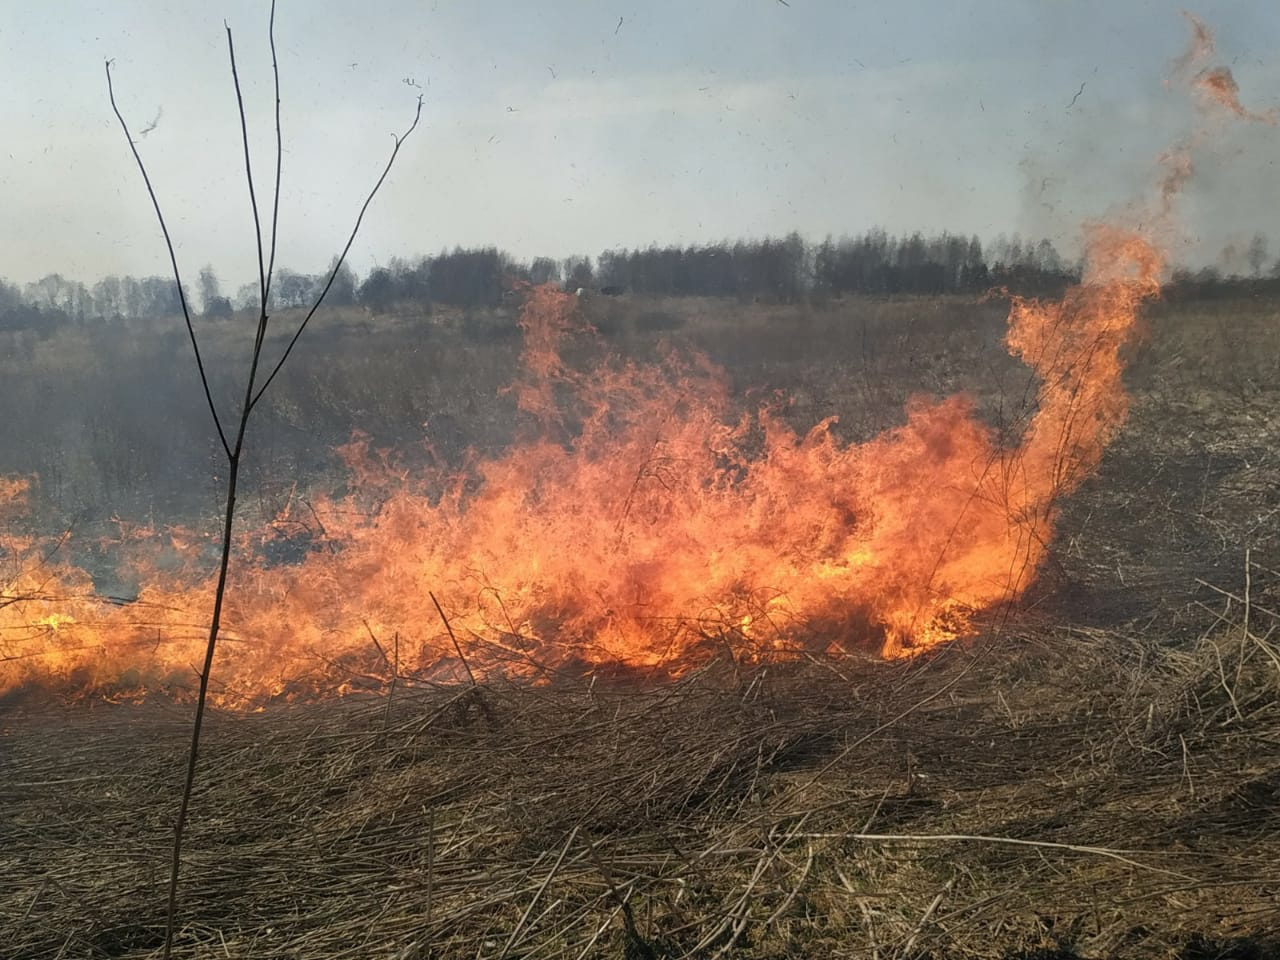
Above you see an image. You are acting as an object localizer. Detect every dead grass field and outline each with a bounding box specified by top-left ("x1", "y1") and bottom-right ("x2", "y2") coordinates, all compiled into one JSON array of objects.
[{"x1": 2, "y1": 292, "x2": 1279, "y2": 958}]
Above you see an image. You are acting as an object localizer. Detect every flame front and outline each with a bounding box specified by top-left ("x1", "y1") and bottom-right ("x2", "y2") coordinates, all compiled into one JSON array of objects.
[
  {"x1": 0, "y1": 236, "x2": 1157, "y2": 703},
  {"x1": 0, "y1": 15, "x2": 1268, "y2": 706}
]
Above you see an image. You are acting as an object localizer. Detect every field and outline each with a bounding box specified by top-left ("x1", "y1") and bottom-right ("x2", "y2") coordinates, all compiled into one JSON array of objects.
[{"x1": 2, "y1": 291, "x2": 1279, "y2": 958}]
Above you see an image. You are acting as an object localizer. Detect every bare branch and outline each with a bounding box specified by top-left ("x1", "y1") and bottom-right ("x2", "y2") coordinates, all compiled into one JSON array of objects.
[
  {"x1": 225, "y1": 23, "x2": 269, "y2": 318},
  {"x1": 264, "y1": 0, "x2": 284, "y2": 307},
  {"x1": 250, "y1": 95, "x2": 424, "y2": 410},
  {"x1": 431, "y1": 589, "x2": 477, "y2": 687},
  {"x1": 104, "y1": 60, "x2": 231, "y2": 459}
]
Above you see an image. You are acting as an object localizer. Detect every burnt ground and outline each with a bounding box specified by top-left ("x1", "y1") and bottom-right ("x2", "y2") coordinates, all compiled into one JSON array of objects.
[{"x1": 1, "y1": 293, "x2": 1279, "y2": 958}]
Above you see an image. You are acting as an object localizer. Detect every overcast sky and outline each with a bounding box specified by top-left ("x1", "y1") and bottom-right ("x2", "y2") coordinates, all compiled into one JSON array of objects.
[{"x1": 3, "y1": 1, "x2": 1279, "y2": 287}]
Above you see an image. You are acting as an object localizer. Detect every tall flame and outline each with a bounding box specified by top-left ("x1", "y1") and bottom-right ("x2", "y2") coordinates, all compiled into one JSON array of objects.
[
  {"x1": 0, "y1": 236, "x2": 1160, "y2": 702},
  {"x1": 0, "y1": 15, "x2": 1271, "y2": 706}
]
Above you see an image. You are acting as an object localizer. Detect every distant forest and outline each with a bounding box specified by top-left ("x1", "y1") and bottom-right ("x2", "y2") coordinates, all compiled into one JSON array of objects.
[{"x1": 2, "y1": 228, "x2": 1276, "y2": 330}]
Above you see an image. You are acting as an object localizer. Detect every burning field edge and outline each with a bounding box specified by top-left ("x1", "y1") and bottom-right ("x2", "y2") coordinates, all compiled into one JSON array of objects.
[{"x1": 3, "y1": 576, "x2": 1279, "y2": 960}]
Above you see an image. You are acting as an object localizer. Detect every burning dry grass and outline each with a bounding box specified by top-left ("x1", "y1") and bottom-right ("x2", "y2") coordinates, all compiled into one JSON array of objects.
[
  {"x1": 4, "y1": 570, "x2": 1279, "y2": 959},
  {"x1": 0, "y1": 236, "x2": 1163, "y2": 704},
  {"x1": 4, "y1": 284, "x2": 1274, "y2": 957},
  {"x1": 2, "y1": 276, "x2": 1277, "y2": 959}
]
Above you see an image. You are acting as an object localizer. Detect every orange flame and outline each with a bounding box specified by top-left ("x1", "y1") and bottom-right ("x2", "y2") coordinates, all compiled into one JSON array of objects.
[
  {"x1": 0, "y1": 244, "x2": 1157, "y2": 703},
  {"x1": 0, "y1": 15, "x2": 1272, "y2": 706}
]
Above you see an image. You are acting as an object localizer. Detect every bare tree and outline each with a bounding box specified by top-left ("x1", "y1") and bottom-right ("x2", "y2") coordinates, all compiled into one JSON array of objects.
[{"x1": 105, "y1": 4, "x2": 422, "y2": 956}]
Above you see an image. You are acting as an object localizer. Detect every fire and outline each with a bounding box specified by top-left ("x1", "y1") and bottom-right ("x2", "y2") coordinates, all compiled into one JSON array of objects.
[
  {"x1": 0, "y1": 16, "x2": 1271, "y2": 706},
  {"x1": 0, "y1": 244, "x2": 1158, "y2": 702}
]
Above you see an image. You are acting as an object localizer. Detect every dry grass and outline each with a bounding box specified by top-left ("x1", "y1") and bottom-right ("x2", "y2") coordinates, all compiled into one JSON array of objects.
[
  {"x1": 3, "y1": 568, "x2": 1279, "y2": 958},
  {"x1": 3, "y1": 292, "x2": 1279, "y2": 957}
]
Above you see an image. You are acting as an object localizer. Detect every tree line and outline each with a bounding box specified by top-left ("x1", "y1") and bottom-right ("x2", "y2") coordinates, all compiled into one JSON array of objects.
[{"x1": 3, "y1": 228, "x2": 1276, "y2": 330}]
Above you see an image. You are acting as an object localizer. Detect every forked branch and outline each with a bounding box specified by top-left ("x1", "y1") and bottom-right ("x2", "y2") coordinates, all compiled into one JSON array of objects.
[
  {"x1": 250, "y1": 95, "x2": 423, "y2": 411},
  {"x1": 104, "y1": 61, "x2": 230, "y2": 460}
]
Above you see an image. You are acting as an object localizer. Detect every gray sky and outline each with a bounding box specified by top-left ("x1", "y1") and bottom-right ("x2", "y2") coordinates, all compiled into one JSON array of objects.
[{"x1": 3, "y1": 1, "x2": 1279, "y2": 287}]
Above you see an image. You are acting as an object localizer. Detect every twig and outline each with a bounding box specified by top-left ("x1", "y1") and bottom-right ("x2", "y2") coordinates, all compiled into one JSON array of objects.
[
  {"x1": 1234, "y1": 547, "x2": 1274, "y2": 681},
  {"x1": 431, "y1": 591, "x2": 477, "y2": 687},
  {"x1": 797, "y1": 832, "x2": 1196, "y2": 881},
  {"x1": 426, "y1": 806, "x2": 435, "y2": 930},
  {"x1": 249, "y1": 95, "x2": 424, "y2": 410},
  {"x1": 588, "y1": 842, "x2": 655, "y2": 959},
  {"x1": 860, "y1": 784, "x2": 892, "y2": 833},
  {"x1": 1195, "y1": 578, "x2": 1280, "y2": 623},
  {"x1": 1180, "y1": 734, "x2": 1196, "y2": 799},
  {"x1": 225, "y1": 19, "x2": 269, "y2": 316},
  {"x1": 1212, "y1": 638, "x2": 1244, "y2": 722},
  {"x1": 858, "y1": 899, "x2": 883, "y2": 960},
  {"x1": 895, "y1": 877, "x2": 952, "y2": 959},
  {"x1": 364, "y1": 620, "x2": 399, "y2": 742},
  {"x1": 104, "y1": 61, "x2": 229, "y2": 459},
  {"x1": 763, "y1": 842, "x2": 814, "y2": 926},
  {"x1": 574, "y1": 905, "x2": 623, "y2": 960},
  {"x1": 19, "y1": 879, "x2": 46, "y2": 924},
  {"x1": 263, "y1": 0, "x2": 283, "y2": 308},
  {"x1": 499, "y1": 825, "x2": 579, "y2": 958}
]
